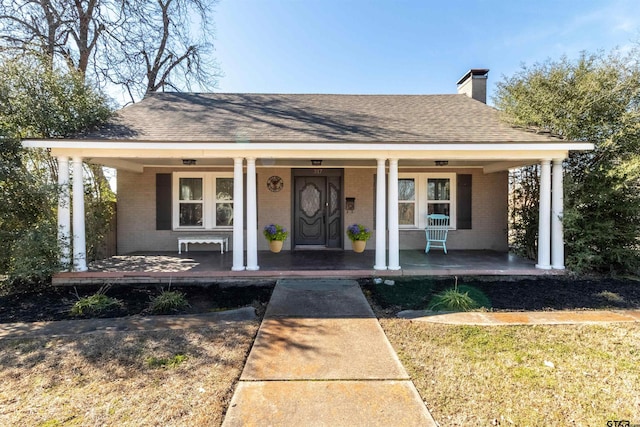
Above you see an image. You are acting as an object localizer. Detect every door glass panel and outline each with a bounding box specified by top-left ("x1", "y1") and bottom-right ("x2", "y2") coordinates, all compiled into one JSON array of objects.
[
  {"x1": 301, "y1": 183, "x2": 321, "y2": 217},
  {"x1": 179, "y1": 178, "x2": 203, "y2": 200},
  {"x1": 216, "y1": 178, "x2": 233, "y2": 200},
  {"x1": 329, "y1": 182, "x2": 339, "y2": 216}
]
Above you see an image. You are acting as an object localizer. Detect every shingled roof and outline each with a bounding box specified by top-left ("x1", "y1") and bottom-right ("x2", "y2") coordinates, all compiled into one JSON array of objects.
[{"x1": 81, "y1": 92, "x2": 562, "y2": 144}]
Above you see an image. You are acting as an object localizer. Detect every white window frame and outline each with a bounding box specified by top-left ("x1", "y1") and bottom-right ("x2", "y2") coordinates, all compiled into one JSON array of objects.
[
  {"x1": 399, "y1": 172, "x2": 456, "y2": 229},
  {"x1": 172, "y1": 172, "x2": 234, "y2": 230},
  {"x1": 397, "y1": 177, "x2": 417, "y2": 228}
]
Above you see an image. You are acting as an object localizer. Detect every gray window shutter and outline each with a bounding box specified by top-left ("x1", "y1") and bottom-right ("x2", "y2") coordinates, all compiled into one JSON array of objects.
[
  {"x1": 156, "y1": 173, "x2": 172, "y2": 230},
  {"x1": 457, "y1": 174, "x2": 472, "y2": 229}
]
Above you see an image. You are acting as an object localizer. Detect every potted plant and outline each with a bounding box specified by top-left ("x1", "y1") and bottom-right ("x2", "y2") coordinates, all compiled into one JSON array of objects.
[
  {"x1": 263, "y1": 224, "x2": 289, "y2": 253},
  {"x1": 347, "y1": 224, "x2": 371, "y2": 253}
]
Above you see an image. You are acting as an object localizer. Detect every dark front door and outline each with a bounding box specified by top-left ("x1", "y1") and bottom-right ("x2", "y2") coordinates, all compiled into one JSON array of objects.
[{"x1": 293, "y1": 170, "x2": 342, "y2": 248}]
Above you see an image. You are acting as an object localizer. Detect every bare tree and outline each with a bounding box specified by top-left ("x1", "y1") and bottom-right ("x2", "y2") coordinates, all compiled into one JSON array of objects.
[
  {"x1": 0, "y1": 0, "x2": 219, "y2": 102},
  {"x1": 102, "y1": 0, "x2": 220, "y2": 103}
]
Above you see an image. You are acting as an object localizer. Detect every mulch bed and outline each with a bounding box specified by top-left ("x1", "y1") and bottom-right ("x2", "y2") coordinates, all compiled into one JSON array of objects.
[
  {"x1": 0, "y1": 283, "x2": 274, "y2": 323},
  {"x1": 360, "y1": 276, "x2": 640, "y2": 314},
  {"x1": 1, "y1": 276, "x2": 639, "y2": 324}
]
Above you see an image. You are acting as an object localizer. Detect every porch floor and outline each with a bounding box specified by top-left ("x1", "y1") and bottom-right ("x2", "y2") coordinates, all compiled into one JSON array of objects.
[{"x1": 53, "y1": 250, "x2": 559, "y2": 286}]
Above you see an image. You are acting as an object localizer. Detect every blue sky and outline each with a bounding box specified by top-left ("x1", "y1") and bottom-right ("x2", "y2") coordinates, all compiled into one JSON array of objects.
[{"x1": 213, "y1": 0, "x2": 640, "y2": 104}]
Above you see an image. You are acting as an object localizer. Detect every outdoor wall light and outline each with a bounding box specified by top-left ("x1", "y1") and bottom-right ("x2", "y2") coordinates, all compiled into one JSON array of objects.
[
  {"x1": 182, "y1": 159, "x2": 197, "y2": 165},
  {"x1": 311, "y1": 159, "x2": 323, "y2": 166},
  {"x1": 435, "y1": 160, "x2": 448, "y2": 166}
]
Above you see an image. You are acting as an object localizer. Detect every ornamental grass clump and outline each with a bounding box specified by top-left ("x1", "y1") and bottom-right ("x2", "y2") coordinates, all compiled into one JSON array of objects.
[
  {"x1": 263, "y1": 224, "x2": 289, "y2": 241},
  {"x1": 70, "y1": 285, "x2": 123, "y2": 317},
  {"x1": 428, "y1": 277, "x2": 490, "y2": 312},
  {"x1": 149, "y1": 289, "x2": 190, "y2": 314},
  {"x1": 346, "y1": 224, "x2": 371, "y2": 241}
]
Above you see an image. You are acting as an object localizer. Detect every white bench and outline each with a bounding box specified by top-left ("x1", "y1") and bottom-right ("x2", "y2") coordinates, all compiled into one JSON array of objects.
[{"x1": 178, "y1": 236, "x2": 229, "y2": 254}]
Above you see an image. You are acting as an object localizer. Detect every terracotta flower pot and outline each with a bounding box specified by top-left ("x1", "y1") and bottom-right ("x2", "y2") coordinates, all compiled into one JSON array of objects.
[
  {"x1": 351, "y1": 240, "x2": 366, "y2": 253},
  {"x1": 269, "y1": 240, "x2": 284, "y2": 253}
]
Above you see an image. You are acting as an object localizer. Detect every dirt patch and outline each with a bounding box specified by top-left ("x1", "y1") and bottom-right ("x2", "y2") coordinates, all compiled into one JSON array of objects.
[{"x1": 0, "y1": 283, "x2": 274, "y2": 323}]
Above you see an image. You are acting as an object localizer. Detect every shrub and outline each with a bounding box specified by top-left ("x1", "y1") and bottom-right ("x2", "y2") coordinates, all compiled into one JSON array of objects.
[
  {"x1": 70, "y1": 285, "x2": 123, "y2": 316},
  {"x1": 149, "y1": 290, "x2": 190, "y2": 314}
]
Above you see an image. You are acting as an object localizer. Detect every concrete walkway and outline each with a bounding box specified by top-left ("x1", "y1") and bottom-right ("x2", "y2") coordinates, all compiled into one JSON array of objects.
[{"x1": 222, "y1": 279, "x2": 436, "y2": 427}]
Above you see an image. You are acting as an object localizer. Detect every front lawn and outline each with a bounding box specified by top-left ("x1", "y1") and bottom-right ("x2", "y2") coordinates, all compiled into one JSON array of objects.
[
  {"x1": 381, "y1": 320, "x2": 640, "y2": 426},
  {"x1": 0, "y1": 320, "x2": 259, "y2": 426}
]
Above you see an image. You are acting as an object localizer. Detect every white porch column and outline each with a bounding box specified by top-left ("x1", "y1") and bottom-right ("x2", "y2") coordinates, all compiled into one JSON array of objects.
[
  {"x1": 536, "y1": 159, "x2": 552, "y2": 269},
  {"x1": 551, "y1": 159, "x2": 565, "y2": 270},
  {"x1": 246, "y1": 157, "x2": 259, "y2": 270},
  {"x1": 57, "y1": 156, "x2": 71, "y2": 270},
  {"x1": 387, "y1": 159, "x2": 400, "y2": 270},
  {"x1": 72, "y1": 156, "x2": 87, "y2": 272},
  {"x1": 232, "y1": 157, "x2": 245, "y2": 271},
  {"x1": 374, "y1": 158, "x2": 387, "y2": 270}
]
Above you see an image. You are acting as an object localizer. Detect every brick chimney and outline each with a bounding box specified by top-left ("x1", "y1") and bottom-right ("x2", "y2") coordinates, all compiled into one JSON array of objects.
[{"x1": 457, "y1": 69, "x2": 489, "y2": 103}]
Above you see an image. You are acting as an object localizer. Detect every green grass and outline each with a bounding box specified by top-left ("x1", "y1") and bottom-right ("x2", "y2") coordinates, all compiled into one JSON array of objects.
[
  {"x1": 381, "y1": 320, "x2": 640, "y2": 426},
  {"x1": 145, "y1": 354, "x2": 188, "y2": 368}
]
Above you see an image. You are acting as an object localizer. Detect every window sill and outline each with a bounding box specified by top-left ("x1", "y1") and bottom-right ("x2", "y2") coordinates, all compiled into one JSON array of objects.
[{"x1": 173, "y1": 226, "x2": 233, "y2": 231}]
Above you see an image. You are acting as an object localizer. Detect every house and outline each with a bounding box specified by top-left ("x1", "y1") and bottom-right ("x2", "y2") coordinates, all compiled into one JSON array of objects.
[{"x1": 24, "y1": 69, "x2": 592, "y2": 273}]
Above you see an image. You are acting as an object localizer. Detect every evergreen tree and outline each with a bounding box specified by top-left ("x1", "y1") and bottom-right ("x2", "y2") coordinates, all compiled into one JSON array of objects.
[{"x1": 495, "y1": 51, "x2": 640, "y2": 274}]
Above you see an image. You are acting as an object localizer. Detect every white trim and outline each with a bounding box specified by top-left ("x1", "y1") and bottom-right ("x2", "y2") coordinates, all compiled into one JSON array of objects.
[{"x1": 23, "y1": 139, "x2": 594, "y2": 152}]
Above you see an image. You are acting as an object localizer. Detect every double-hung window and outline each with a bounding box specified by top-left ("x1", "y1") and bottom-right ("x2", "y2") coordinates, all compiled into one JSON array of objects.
[
  {"x1": 398, "y1": 178, "x2": 416, "y2": 226},
  {"x1": 427, "y1": 177, "x2": 451, "y2": 216},
  {"x1": 398, "y1": 173, "x2": 456, "y2": 228},
  {"x1": 173, "y1": 172, "x2": 234, "y2": 229},
  {"x1": 178, "y1": 177, "x2": 204, "y2": 226}
]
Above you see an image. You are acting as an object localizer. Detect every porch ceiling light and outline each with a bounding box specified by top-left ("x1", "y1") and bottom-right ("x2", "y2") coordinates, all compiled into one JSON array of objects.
[
  {"x1": 435, "y1": 160, "x2": 448, "y2": 166},
  {"x1": 182, "y1": 159, "x2": 197, "y2": 165},
  {"x1": 311, "y1": 159, "x2": 322, "y2": 166}
]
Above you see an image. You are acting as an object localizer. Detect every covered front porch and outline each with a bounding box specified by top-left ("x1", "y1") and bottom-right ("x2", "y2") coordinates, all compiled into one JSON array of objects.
[{"x1": 52, "y1": 250, "x2": 556, "y2": 286}]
